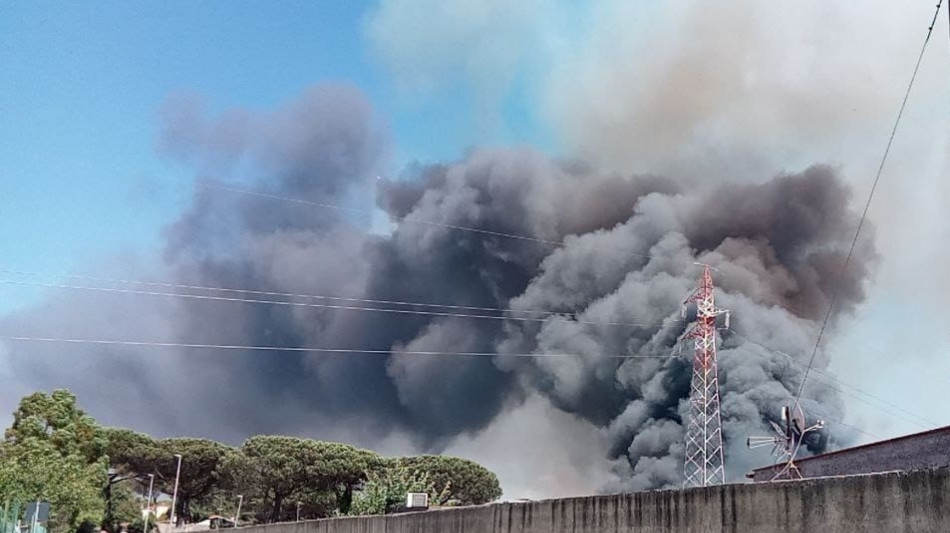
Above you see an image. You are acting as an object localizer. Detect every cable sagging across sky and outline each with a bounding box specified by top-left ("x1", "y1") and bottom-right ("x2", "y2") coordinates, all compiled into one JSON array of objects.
[
  {"x1": 0, "y1": 279, "x2": 682, "y2": 330},
  {"x1": 794, "y1": 0, "x2": 946, "y2": 408},
  {"x1": 0, "y1": 335, "x2": 678, "y2": 360}
]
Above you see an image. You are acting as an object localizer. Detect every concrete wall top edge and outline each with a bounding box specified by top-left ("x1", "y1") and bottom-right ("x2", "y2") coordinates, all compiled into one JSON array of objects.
[{"x1": 234, "y1": 467, "x2": 950, "y2": 533}]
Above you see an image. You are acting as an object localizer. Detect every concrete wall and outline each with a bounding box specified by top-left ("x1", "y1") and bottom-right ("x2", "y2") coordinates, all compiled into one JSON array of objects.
[
  {"x1": 750, "y1": 426, "x2": 950, "y2": 482},
  {"x1": 236, "y1": 468, "x2": 950, "y2": 533}
]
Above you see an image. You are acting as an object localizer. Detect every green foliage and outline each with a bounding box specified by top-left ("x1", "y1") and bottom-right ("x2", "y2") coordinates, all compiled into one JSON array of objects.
[
  {"x1": 101, "y1": 429, "x2": 232, "y2": 525},
  {"x1": 218, "y1": 436, "x2": 381, "y2": 522},
  {"x1": 101, "y1": 482, "x2": 147, "y2": 533},
  {"x1": 186, "y1": 490, "x2": 242, "y2": 523},
  {"x1": 101, "y1": 428, "x2": 158, "y2": 530},
  {"x1": 102, "y1": 428, "x2": 157, "y2": 477},
  {"x1": 0, "y1": 454, "x2": 17, "y2": 497},
  {"x1": 149, "y1": 438, "x2": 232, "y2": 523},
  {"x1": 0, "y1": 390, "x2": 109, "y2": 532},
  {"x1": 292, "y1": 490, "x2": 338, "y2": 521},
  {"x1": 124, "y1": 516, "x2": 156, "y2": 533},
  {"x1": 394, "y1": 455, "x2": 501, "y2": 505},
  {"x1": 348, "y1": 463, "x2": 433, "y2": 516},
  {"x1": 5, "y1": 390, "x2": 107, "y2": 464},
  {"x1": 347, "y1": 455, "x2": 502, "y2": 516},
  {"x1": 1, "y1": 390, "x2": 505, "y2": 529}
]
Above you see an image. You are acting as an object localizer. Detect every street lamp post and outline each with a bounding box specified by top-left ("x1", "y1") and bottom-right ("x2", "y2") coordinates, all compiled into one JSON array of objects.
[
  {"x1": 143, "y1": 474, "x2": 155, "y2": 533},
  {"x1": 296, "y1": 502, "x2": 302, "y2": 522},
  {"x1": 30, "y1": 500, "x2": 39, "y2": 533},
  {"x1": 233, "y1": 495, "x2": 243, "y2": 528},
  {"x1": 170, "y1": 454, "x2": 183, "y2": 527}
]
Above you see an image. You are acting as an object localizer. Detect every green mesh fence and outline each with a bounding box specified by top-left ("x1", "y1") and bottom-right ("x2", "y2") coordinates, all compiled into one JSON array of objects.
[{"x1": 0, "y1": 500, "x2": 21, "y2": 533}]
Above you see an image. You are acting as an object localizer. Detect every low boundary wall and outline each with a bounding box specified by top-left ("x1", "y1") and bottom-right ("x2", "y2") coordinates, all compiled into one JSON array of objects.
[{"x1": 237, "y1": 467, "x2": 950, "y2": 533}]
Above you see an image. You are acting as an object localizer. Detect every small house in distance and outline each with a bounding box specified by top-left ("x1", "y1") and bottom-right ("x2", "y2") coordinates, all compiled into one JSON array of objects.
[{"x1": 747, "y1": 424, "x2": 950, "y2": 482}]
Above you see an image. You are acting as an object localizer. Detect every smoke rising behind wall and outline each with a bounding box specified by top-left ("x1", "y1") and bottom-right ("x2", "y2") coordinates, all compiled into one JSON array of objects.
[{"x1": 0, "y1": 84, "x2": 877, "y2": 494}]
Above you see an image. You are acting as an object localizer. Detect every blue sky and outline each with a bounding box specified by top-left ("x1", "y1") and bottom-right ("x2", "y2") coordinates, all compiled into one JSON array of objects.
[{"x1": 0, "y1": 1, "x2": 549, "y2": 311}]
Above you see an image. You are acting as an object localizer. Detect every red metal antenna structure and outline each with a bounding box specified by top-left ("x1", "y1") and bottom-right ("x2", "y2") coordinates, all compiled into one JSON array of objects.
[{"x1": 683, "y1": 264, "x2": 730, "y2": 488}]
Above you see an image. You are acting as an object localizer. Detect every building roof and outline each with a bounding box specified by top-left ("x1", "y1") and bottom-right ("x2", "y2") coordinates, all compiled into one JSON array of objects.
[{"x1": 747, "y1": 424, "x2": 950, "y2": 477}]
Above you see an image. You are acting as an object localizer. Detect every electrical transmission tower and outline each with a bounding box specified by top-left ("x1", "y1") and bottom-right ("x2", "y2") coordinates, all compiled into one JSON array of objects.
[{"x1": 682, "y1": 264, "x2": 730, "y2": 488}]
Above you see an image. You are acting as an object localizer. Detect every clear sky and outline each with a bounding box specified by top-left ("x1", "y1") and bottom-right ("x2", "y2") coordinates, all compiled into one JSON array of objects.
[{"x1": 0, "y1": 1, "x2": 550, "y2": 311}]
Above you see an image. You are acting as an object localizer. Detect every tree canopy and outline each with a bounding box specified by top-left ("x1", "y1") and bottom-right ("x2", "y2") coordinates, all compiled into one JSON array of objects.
[
  {"x1": 100, "y1": 429, "x2": 233, "y2": 525},
  {"x1": 348, "y1": 463, "x2": 432, "y2": 516},
  {"x1": 394, "y1": 455, "x2": 502, "y2": 505},
  {"x1": 5, "y1": 390, "x2": 106, "y2": 463},
  {"x1": 0, "y1": 390, "x2": 503, "y2": 532},
  {"x1": 101, "y1": 427, "x2": 158, "y2": 530},
  {"x1": 150, "y1": 438, "x2": 233, "y2": 523},
  {"x1": 0, "y1": 390, "x2": 109, "y2": 532},
  {"x1": 102, "y1": 427, "x2": 156, "y2": 477},
  {"x1": 219, "y1": 436, "x2": 381, "y2": 522},
  {"x1": 347, "y1": 455, "x2": 502, "y2": 516}
]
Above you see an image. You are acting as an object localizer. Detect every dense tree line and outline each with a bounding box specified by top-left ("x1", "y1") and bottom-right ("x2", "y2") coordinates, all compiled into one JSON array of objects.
[{"x1": 0, "y1": 390, "x2": 502, "y2": 532}]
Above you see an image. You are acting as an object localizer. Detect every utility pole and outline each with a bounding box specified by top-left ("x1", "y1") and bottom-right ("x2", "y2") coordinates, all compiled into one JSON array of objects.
[
  {"x1": 233, "y1": 495, "x2": 243, "y2": 528},
  {"x1": 30, "y1": 500, "x2": 39, "y2": 533},
  {"x1": 143, "y1": 474, "x2": 155, "y2": 533},
  {"x1": 682, "y1": 264, "x2": 730, "y2": 488},
  {"x1": 170, "y1": 454, "x2": 183, "y2": 527}
]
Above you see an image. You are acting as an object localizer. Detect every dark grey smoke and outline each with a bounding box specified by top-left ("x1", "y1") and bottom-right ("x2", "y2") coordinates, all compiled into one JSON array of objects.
[{"x1": 0, "y1": 84, "x2": 876, "y2": 492}]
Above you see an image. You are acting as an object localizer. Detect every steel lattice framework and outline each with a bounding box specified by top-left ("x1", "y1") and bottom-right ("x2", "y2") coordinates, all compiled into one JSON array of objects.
[{"x1": 683, "y1": 264, "x2": 730, "y2": 488}]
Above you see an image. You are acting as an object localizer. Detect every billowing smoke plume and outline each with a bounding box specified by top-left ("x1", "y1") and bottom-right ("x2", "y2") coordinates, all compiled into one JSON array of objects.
[{"x1": 0, "y1": 85, "x2": 876, "y2": 494}]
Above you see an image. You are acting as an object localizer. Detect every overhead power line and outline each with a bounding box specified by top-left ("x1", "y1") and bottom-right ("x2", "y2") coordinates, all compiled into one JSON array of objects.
[
  {"x1": 795, "y1": 0, "x2": 945, "y2": 408},
  {"x1": 200, "y1": 182, "x2": 654, "y2": 260},
  {"x1": 0, "y1": 335, "x2": 678, "y2": 360},
  {"x1": 2, "y1": 333, "x2": 886, "y2": 440},
  {"x1": 0, "y1": 268, "x2": 683, "y2": 324},
  {"x1": 0, "y1": 279, "x2": 682, "y2": 330},
  {"x1": 5, "y1": 273, "x2": 931, "y2": 428}
]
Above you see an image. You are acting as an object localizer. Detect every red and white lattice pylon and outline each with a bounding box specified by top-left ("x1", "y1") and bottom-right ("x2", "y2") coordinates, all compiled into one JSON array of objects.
[{"x1": 682, "y1": 264, "x2": 730, "y2": 488}]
